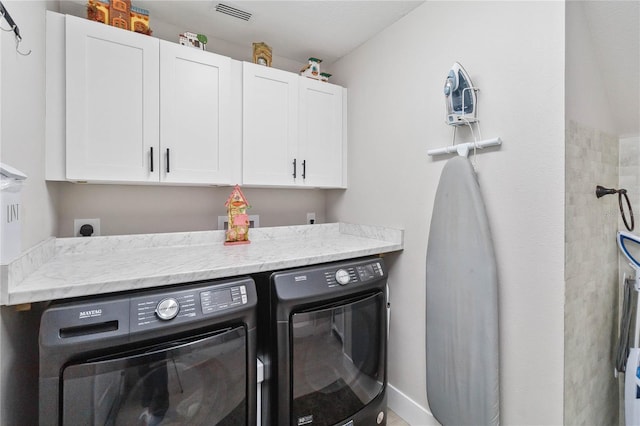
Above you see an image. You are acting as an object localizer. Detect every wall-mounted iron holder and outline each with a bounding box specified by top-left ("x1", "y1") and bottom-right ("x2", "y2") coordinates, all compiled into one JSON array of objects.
[
  {"x1": 429, "y1": 63, "x2": 502, "y2": 159},
  {"x1": 596, "y1": 185, "x2": 634, "y2": 231}
]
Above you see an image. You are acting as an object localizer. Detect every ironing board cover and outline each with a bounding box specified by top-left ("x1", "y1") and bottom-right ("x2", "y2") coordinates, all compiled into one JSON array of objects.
[{"x1": 425, "y1": 156, "x2": 500, "y2": 425}]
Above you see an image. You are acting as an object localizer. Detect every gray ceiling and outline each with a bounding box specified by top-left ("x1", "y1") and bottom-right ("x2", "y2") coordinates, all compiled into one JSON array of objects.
[{"x1": 60, "y1": 1, "x2": 639, "y2": 136}]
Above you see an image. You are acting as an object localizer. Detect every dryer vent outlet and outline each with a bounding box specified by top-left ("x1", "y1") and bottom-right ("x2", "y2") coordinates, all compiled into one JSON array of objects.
[{"x1": 73, "y1": 218, "x2": 101, "y2": 237}]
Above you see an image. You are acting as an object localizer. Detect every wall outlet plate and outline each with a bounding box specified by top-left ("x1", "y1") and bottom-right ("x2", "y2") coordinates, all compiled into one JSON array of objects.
[
  {"x1": 307, "y1": 212, "x2": 316, "y2": 224},
  {"x1": 217, "y1": 215, "x2": 260, "y2": 230},
  {"x1": 73, "y1": 218, "x2": 101, "y2": 237}
]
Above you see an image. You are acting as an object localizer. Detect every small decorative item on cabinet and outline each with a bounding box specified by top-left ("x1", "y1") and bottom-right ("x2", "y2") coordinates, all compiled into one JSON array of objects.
[
  {"x1": 300, "y1": 57, "x2": 322, "y2": 80},
  {"x1": 130, "y1": 6, "x2": 152, "y2": 35},
  {"x1": 87, "y1": 0, "x2": 152, "y2": 34},
  {"x1": 224, "y1": 185, "x2": 251, "y2": 246},
  {"x1": 320, "y1": 72, "x2": 332, "y2": 82},
  {"x1": 252, "y1": 42, "x2": 272, "y2": 67},
  {"x1": 109, "y1": 0, "x2": 130, "y2": 29},
  {"x1": 87, "y1": 0, "x2": 109, "y2": 24},
  {"x1": 179, "y1": 32, "x2": 208, "y2": 50}
]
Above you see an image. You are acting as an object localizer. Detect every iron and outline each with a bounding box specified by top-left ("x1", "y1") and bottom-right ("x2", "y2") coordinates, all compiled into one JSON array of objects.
[{"x1": 444, "y1": 62, "x2": 477, "y2": 126}]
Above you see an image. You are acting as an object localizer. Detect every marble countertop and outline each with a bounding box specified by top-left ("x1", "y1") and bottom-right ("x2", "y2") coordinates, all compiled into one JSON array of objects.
[{"x1": 1, "y1": 223, "x2": 403, "y2": 306}]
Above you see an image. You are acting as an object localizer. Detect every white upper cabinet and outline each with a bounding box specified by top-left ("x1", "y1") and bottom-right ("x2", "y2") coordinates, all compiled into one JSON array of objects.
[
  {"x1": 298, "y1": 78, "x2": 345, "y2": 188},
  {"x1": 65, "y1": 15, "x2": 160, "y2": 182},
  {"x1": 60, "y1": 14, "x2": 238, "y2": 185},
  {"x1": 242, "y1": 62, "x2": 299, "y2": 186},
  {"x1": 242, "y1": 62, "x2": 346, "y2": 188},
  {"x1": 159, "y1": 41, "x2": 233, "y2": 184},
  {"x1": 47, "y1": 13, "x2": 345, "y2": 188}
]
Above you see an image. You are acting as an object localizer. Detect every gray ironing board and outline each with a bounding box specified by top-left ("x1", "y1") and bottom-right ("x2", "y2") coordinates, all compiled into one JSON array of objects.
[{"x1": 425, "y1": 156, "x2": 500, "y2": 425}]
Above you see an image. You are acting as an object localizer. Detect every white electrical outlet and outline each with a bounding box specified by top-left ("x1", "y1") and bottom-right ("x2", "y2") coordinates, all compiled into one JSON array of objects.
[
  {"x1": 307, "y1": 212, "x2": 316, "y2": 224},
  {"x1": 73, "y1": 218, "x2": 101, "y2": 237}
]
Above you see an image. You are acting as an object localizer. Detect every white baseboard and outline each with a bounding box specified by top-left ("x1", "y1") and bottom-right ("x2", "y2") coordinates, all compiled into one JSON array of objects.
[{"x1": 387, "y1": 383, "x2": 439, "y2": 426}]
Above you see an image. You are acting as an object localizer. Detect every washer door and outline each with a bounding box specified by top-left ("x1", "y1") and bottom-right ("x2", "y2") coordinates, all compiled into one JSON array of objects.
[
  {"x1": 290, "y1": 292, "x2": 386, "y2": 426},
  {"x1": 61, "y1": 326, "x2": 246, "y2": 425}
]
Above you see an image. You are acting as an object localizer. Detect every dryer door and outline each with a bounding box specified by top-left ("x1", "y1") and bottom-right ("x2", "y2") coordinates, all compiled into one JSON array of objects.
[
  {"x1": 290, "y1": 292, "x2": 386, "y2": 426},
  {"x1": 61, "y1": 326, "x2": 247, "y2": 425}
]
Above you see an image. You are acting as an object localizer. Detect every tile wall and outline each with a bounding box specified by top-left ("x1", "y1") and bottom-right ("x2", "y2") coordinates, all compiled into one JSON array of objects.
[{"x1": 564, "y1": 120, "x2": 619, "y2": 425}]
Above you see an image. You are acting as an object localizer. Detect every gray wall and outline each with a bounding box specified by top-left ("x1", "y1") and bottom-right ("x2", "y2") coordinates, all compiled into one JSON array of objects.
[{"x1": 52, "y1": 183, "x2": 327, "y2": 237}]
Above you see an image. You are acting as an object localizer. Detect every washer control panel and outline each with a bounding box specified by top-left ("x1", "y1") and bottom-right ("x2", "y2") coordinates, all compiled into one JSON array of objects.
[
  {"x1": 200, "y1": 285, "x2": 247, "y2": 314},
  {"x1": 134, "y1": 292, "x2": 197, "y2": 328},
  {"x1": 130, "y1": 281, "x2": 251, "y2": 332}
]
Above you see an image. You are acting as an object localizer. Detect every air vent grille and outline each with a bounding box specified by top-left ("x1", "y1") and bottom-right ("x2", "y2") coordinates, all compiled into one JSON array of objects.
[{"x1": 215, "y1": 3, "x2": 252, "y2": 21}]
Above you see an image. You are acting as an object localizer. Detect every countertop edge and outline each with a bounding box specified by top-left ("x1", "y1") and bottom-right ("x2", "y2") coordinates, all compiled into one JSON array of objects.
[{"x1": 3, "y1": 223, "x2": 403, "y2": 306}]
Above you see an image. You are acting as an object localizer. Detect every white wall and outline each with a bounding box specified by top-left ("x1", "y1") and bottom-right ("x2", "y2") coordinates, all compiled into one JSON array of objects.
[
  {"x1": 1, "y1": 0, "x2": 56, "y2": 253},
  {"x1": 565, "y1": 1, "x2": 616, "y2": 135},
  {"x1": 0, "y1": 3, "x2": 54, "y2": 424},
  {"x1": 327, "y1": 2, "x2": 566, "y2": 424}
]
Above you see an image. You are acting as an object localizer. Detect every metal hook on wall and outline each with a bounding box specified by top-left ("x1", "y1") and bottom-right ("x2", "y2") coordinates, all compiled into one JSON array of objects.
[
  {"x1": 0, "y1": 1, "x2": 31, "y2": 56},
  {"x1": 596, "y1": 185, "x2": 635, "y2": 231}
]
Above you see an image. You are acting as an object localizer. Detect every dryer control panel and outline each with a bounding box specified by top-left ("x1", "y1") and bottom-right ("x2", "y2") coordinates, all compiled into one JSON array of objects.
[
  {"x1": 323, "y1": 261, "x2": 384, "y2": 287},
  {"x1": 272, "y1": 257, "x2": 387, "y2": 302}
]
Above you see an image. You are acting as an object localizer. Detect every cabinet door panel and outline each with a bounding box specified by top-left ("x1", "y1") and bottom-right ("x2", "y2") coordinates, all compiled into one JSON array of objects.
[
  {"x1": 160, "y1": 42, "x2": 232, "y2": 184},
  {"x1": 242, "y1": 62, "x2": 298, "y2": 186},
  {"x1": 65, "y1": 15, "x2": 159, "y2": 182},
  {"x1": 299, "y1": 79, "x2": 344, "y2": 187}
]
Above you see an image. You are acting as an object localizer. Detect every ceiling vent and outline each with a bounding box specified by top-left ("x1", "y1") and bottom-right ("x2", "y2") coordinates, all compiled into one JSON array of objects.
[{"x1": 215, "y1": 3, "x2": 252, "y2": 21}]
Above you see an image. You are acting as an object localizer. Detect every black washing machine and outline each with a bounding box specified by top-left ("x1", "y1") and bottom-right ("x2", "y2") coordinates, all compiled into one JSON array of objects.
[
  {"x1": 257, "y1": 257, "x2": 388, "y2": 426},
  {"x1": 39, "y1": 276, "x2": 257, "y2": 426}
]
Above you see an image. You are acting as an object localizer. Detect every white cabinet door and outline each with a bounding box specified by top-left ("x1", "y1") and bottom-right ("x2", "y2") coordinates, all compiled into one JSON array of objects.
[
  {"x1": 242, "y1": 62, "x2": 299, "y2": 186},
  {"x1": 160, "y1": 41, "x2": 234, "y2": 184},
  {"x1": 298, "y1": 78, "x2": 345, "y2": 188},
  {"x1": 65, "y1": 15, "x2": 159, "y2": 182}
]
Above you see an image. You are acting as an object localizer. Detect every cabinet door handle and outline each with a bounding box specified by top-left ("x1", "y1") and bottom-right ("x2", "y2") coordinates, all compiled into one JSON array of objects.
[
  {"x1": 302, "y1": 160, "x2": 306, "y2": 179},
  {"x1": 150, "y1": 147, "x2": 154, "y2": 172},
  {"x1": 292, "y1": 158, "x2": 297, "y2": 179},
  {"x1": 166, "y1": 148, "x2": 170, "y2": 173}
]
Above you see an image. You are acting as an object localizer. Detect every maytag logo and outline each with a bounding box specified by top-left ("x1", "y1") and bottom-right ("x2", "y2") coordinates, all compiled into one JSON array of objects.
[
  {"x1": 297, "y1": 415, "x2": 313, "y2": 425},
  {"x1": 79, "y1": 309, "x2": 102, "y2": 319},
  {"x1": 294, "y1": 275, "x2": 307, "y2": 282}
]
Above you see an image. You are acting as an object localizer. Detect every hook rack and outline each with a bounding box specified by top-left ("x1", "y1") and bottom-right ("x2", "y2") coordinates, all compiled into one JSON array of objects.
[
  {"x1": 428, "y1": 137, "x2": 502, "y2": 157},
  {"x1": 0, "y1": 1, "x2": 31, "y2": 56}
]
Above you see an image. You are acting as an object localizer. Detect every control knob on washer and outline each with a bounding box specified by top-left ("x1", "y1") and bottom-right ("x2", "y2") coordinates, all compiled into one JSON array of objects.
[
  {"x1": 156, "y1": 298, "x2": 180, "y2": 320},
  {"x1": 335, "y1": 269, "x2": 350, "y2": 285}
]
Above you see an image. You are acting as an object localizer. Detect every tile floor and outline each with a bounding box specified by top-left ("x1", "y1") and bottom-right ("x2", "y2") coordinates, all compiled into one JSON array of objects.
[{"x1": 388, "y1": 409, "x2": 410, "y2": 426}]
